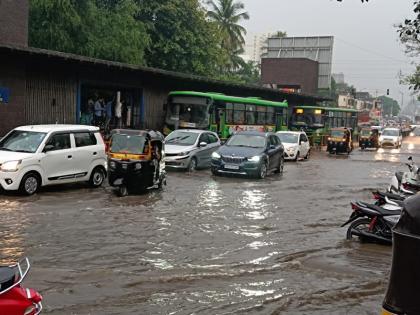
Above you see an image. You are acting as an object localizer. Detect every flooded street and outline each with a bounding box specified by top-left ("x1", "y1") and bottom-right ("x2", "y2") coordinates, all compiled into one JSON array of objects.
[{"x1": 2, "y1": 138, "x2": 420, "y2": 314}]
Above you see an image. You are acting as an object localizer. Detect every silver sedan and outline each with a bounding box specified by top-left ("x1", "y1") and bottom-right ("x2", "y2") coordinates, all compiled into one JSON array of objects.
[{"x1": 164, "y1": 129, "x2": 221, "y2": 171}]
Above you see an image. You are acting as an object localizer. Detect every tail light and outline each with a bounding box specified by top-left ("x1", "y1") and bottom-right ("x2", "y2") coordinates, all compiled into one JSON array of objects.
[
  {"x1": 29, "y1": 289, "x2": 42, "y2": 303},
  {"x1": 351, "y1": 202, "x2": 359, "y2": 210},
  {"x1": 402, "y1": 183, "x2": 410, "y2": 190},
  {"x1": 372, "y1": 192, "x2": 380, "y2": 200}
]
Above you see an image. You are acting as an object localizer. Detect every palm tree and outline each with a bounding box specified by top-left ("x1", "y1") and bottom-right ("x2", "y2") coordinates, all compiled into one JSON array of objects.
[{"x1": 206, "y1": 0, "x2": 250, "y2": 53}]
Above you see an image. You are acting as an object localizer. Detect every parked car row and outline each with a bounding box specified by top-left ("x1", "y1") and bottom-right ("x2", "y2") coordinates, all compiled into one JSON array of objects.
[{"x1": 0, "y1": 125, "x2": 311, "y2": 196}]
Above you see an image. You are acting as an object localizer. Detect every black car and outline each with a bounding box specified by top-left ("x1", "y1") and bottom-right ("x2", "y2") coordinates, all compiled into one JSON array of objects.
[{"x1": 211, "y1": 131, "x2": 284, "y2": 179}]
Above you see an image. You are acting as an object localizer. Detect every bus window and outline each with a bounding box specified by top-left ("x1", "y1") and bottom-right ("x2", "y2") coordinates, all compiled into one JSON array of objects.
[
  {"x1": 267, "y1": 107, "x2": 275, "y2": 125},
  {"x1": 233, "y1": 103, "x2": 245, "y2": 124},
  {"x1": 256, "y1": 106, "x2": 266, "y2": 124},
  {"x1": 246, "y1": 104, "x2": 256, "y2": 125},
  {"x1": 226, "y1": 103, "x2": 234, "y2": 123}
]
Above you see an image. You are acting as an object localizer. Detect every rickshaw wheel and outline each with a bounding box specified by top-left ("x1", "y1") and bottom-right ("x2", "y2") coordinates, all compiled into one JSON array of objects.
[{"x1": 117, "y1": 185, "x2": 128, "y2": 197}]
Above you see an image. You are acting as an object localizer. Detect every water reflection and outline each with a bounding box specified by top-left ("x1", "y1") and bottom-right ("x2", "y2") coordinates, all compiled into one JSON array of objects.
[{"x1": 198, "y1": 181, "x2": 223, "y2": 208}]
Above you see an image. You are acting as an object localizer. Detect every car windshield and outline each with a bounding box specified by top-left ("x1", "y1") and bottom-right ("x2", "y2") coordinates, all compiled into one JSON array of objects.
[
  {"x1": 331, "y1": 130, "x2": 345, "y2": 138},
  {"x1": 165, "y1": 131, "x2": 199, "y2": 146},
  {"x1": 0, "y1": 130, "x2": 47, "y2": 153},
  {"x1": 382, "y1": 129, "x2": 399, "y2": 137},
  {"x1": 110, "y1": 134, "x2": 147, "y2": 154},
  {"x1": 277, "y1": 133, "x2": 299, "y2": 144},
  {"x1": 226, "y1": 134, "x2": 266, "y2": 148}
]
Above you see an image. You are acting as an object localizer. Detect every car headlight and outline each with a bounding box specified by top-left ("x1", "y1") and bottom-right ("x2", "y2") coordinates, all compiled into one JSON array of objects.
[
  {"x1": 212, "y1": 152, "x2": 221, "y2": 159},
  {"x1": 0, "y1": 160, "x2": 21, "y2": 172},
  {"x1": 178, "y1": 151, "x2": 191, "y2": 156},
  {"x1": 248, "y1": 155, "x2": 261, "y2": 162}
]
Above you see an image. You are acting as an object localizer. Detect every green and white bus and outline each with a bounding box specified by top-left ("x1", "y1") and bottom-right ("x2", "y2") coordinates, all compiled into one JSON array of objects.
[
  {"x1": 164, "y1": 91, "x2": 288, "y2": 139},
  {"x1": 290, "y1": 105, "x2": 359, "y2": 144}
]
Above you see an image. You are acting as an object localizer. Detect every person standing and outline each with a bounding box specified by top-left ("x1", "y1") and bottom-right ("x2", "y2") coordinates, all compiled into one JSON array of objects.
[
  {"x1": 94, "y1": 98, "x2": 104, "y2": 126},
  {"x1": 105, "y1": 98, "x2": 114, "y2": 130},
  {"x1": 115, "y1": 92, "x2": 122, "y2": 128}
]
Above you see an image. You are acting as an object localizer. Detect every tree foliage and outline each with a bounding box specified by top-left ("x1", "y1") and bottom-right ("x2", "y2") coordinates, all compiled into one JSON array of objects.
[
  {"x1": 378, "y1": 96, "x2": 401, "y2": 117},
  {"x1": 29, "y1": 0, "x2": 257, "y2": 82},
  {"x1": 398, "y1": 1, "x2": 420, "y2": 94},
  {"x1": 29, "y1": 0, "x2": 149, "y2": 64},
  {"x1": 207, "y1": 0, "x2": 249, "y2": 72},
  {"x1": 136, "y1": 0, "x2": 225, "y2": 76}
]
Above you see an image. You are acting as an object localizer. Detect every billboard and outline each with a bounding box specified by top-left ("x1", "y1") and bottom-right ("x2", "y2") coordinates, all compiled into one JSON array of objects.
[{"x1": 263, "y1": 36, "x2": 334, "y2": 90}]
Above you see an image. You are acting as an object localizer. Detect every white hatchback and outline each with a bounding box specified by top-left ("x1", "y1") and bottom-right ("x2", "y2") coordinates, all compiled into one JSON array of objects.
[
  {"x1": 379, "y1": 128, "x2": 403, "y2": 148},
  {"x1": 0, "y1": 125, "x2": 107, "y2": 195},
  {"x1": 277, "y1": 131, "x2": 311, "y2": 161}
]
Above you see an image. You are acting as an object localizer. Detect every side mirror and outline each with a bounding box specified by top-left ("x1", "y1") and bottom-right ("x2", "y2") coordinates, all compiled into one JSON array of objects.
[
  {"x1": 199, "y1": 142, "x2": 208, "y2": 147},
  {"x1": 43, "y1": 144, "x2": 55, "y2": 152}
]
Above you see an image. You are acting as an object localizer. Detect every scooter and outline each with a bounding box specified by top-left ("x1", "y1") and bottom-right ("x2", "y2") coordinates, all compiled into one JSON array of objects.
[
  {"x1": 372, "y1": 190, "x2": 409, "y2": 207},
  {"x1": 0, "y1": 258, "x2": 42, "y2": 315},
  {"x1": 342, "y1": 201, "x2": 401, "y2": 244},
  {"x1": 389, "y1": 157, "x2": 420, "y2": 194}
]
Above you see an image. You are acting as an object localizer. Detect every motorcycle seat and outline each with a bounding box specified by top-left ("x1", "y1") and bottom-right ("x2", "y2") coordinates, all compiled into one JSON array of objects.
[
  {"x1": 358, "y1": 202, "x2": 400, "y2": 216},
  {"x1": 0, "y1": 267, "x2": 16, "y2": 292},
  {"x1": 379, "y1": 191, "x2": 405, "y2": 201}
]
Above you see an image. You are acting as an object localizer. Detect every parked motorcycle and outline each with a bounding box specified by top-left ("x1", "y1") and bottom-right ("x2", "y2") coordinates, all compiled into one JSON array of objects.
[
  {"x1": 342, "y1": 201, "x2": 401, "y2": 244},
  {"x1": 0, "y1": 258, "x2": 42, "y2": 315}
]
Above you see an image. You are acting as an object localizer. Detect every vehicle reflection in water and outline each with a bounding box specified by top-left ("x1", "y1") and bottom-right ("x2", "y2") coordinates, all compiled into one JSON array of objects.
[
  {"x1": 240, "y1": 189, "x2": 270, "y2": 220},
  {"x1": 374, "y1": 147, "x2": 400, "y2": 163},
  {"x1": 0, "y1": 200, "x2": 26, "y2": 264}
]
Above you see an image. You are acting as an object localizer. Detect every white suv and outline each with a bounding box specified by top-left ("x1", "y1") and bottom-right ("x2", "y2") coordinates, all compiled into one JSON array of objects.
[{"x1": 0, "y1": 125, "x2": 107, "y2": 195}]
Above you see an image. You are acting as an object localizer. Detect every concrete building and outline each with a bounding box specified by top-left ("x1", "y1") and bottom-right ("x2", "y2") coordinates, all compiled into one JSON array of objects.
[
  {"x1": 338, "y1": 94, "x2": 356, "y2": 109},
  {"x1": 0, "y1": 0, "x2": 328, "y2": 136}
]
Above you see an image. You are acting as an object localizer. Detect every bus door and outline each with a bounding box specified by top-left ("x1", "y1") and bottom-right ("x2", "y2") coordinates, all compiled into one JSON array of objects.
[{"x1": 275, "y1": 108, "x2": 286, "y2": 131}]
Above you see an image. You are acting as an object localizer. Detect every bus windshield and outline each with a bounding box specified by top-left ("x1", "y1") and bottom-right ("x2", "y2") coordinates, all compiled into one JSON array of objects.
[{"x1": 166, "y1": 97, "x2": 209, "y2": 129}]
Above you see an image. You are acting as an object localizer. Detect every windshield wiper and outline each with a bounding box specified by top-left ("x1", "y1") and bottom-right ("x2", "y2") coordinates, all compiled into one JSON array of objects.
[{"x1": 15, "y1": 150, "x2": 33, "y2": 153}]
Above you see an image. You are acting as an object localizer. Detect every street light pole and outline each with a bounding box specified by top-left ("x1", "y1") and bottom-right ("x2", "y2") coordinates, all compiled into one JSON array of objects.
[{"x1": 399, "y1": 91, "x2": 404, "y2": 118}]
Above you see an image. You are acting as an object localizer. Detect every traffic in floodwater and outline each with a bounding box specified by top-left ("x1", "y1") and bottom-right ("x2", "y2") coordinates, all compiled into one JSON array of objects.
[{"x1": 2, "y1": 137, "x2": 420, "y2": 314}]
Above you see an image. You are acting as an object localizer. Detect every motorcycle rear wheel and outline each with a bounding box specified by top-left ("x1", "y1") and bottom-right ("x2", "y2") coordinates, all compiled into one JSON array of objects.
[{"x1": 346, "y1": 217, "x2": 384, "y2": 242}]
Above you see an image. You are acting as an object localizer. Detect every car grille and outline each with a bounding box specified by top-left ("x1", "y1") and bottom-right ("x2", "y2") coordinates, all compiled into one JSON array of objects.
[{"x1": 222, "y1": 156, "x2": 246, "y2": 164}]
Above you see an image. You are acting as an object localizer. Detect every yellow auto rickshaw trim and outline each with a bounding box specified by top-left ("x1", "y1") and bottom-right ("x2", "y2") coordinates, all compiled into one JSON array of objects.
[
  {"x1": 381, "y1": 308, "x2": 397, "y2": 315},
  {"x1": 109, "y1": 152, "x2": 147, "y2": 160}
]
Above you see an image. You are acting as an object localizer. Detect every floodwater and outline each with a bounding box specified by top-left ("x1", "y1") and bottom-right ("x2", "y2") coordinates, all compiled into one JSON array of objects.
[{"x1": 2, "y1": 137, "x2": 420, "y2": 314}]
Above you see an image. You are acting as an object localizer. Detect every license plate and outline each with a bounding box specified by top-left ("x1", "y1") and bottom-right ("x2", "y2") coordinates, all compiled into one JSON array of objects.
[{"x1": 225, "y1": 164, "x2": 239, "y2": 170}]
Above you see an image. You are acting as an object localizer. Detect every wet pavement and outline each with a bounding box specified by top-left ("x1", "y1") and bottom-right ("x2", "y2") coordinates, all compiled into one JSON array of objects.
[{"x1": 2, "y1": 137, "x2": 420, "y2": 314}]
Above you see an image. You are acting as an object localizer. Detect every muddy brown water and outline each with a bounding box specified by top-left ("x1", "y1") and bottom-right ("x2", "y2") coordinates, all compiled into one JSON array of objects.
[{"x1": 2, "y1": 138, "x2": 420, "y2": 314}]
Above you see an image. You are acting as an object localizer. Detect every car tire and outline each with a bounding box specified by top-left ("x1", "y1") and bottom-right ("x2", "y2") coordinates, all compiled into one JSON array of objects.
[
  {"x1": 188, "y1": 157, "x2": 197, "y2": 172},
  {"x1": 19, "y1": 172, "x2": 40, "y2": 196},
  {"x1": 275, "y1": 157, "x2": 284, "y2": 174},
  {"x1": 89, "y1": 167, "x2": 105, "y2": 188},
  {"x1": 304, "y1": 150, "x2": 310, "y2": 160},
  {"x1": 294, "y1": 151, "x2": 300, "y2": 161},
  {"x1": 257, "y1": 161, "x2": 268, "y2": 179}
]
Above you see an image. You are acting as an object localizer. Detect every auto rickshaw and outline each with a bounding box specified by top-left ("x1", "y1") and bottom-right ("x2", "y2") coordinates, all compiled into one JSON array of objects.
[
  {"x1": 359, "y1": 127, "x2": 379, "y2": 150},
  {"x1": 327, "y1": 127, "x2": 353, "y2": 154},
  {"x1": 382, "y1": 194, "x2": 420, "y2": 315},
  {"x1": 107, "y1": 129, "x2": 166, "y2": 196}
]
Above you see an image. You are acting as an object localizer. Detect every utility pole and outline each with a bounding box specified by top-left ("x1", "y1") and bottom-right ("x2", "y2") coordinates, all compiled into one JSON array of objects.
[{"x1": 399, "y1": 91, "x2": 404, "y2": 118}]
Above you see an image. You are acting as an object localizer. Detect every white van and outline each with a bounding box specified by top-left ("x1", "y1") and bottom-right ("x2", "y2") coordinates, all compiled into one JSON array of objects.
[{"x1": 0, "y1": 125, "x2": 107, "y2": 195}]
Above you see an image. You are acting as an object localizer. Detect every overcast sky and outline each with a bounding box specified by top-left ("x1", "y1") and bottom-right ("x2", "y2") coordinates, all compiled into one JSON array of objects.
[{"x1": 240, "y1": 0, "x2": 417, "y2": 106}]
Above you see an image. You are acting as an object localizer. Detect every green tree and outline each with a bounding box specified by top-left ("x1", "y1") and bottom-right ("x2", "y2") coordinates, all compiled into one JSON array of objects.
[
  {"x1": 207, "y1": 0, "x2": 249, "y2": 71},
  {"x1": 398, "y1": 1, "x2": 420, "y2": 95},
  {"x1": 135, "y1": 0, "x2": 225, "y2": 76},
  {"x1": 378, "y1": 96, "x2": 401, "y2": 117},
  {"x1": 29, "y1": 0, "x2": 149, "y2": 65}
]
